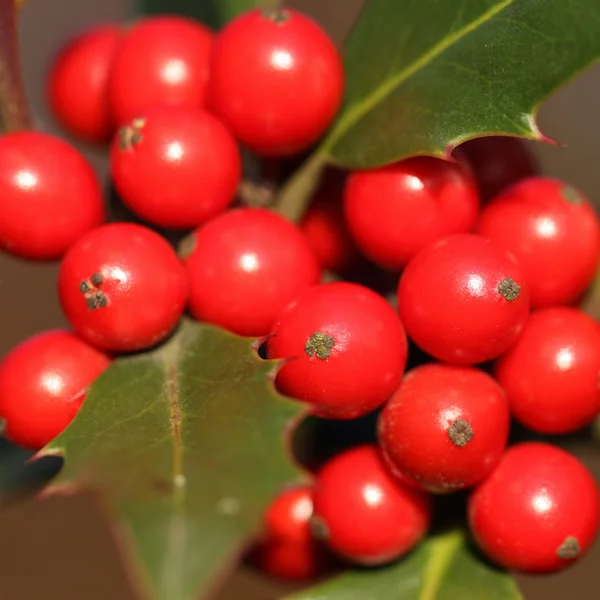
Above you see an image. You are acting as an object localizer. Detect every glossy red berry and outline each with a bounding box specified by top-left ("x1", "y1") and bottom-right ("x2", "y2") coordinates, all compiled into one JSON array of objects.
[
  {"x1": 209, "y1": 8, "x2": 343, "y2": 156},
  {"x1": 47, "y1": 24, "x2": 122, "y2": 143},
  {"x1": 259, "y1": 540, "x2": 323, "y2": 581},
  {"x1": 268, "y1": 282, "x2": 408, "y2": 420},
  {"x1": 344, "y1": 157, "x2": 479, "y2": 270},
  {"x1": 477, "y1": 177, "x2": 600, "y2": 308},
  {"x1": 0, "y1": 132, "x2": 105, "y2": 260},
  {"x1": 0, "y1": 330, "x2": 111, "y2": 450},
  {"x1": 184, "y1": 208, "x2": 320, "y2": 337},
  {"x1": 494, "y1": 308, "x2": 600, "y2": 434},
  {"x1": 378, "y1": 363, "x2": 510, "y2": 493},
  {"x1": 108, "y1": 16, "x2": 213, "y2": 125},
  {"x1": 58, "y1": 223, "x2": 187, "y2": 352},
  {"x1": 454, "y1": 136, "x2": 538, "y2": 201},
  {"x1": 398, "y1": 234, "x2": 530, "y2": 364},
  {"x1": 312, "y1": 445, "x2": 431, "y2": 565},
  {"x1": 468, "y1": 442, "x2": 600, "y2": 573},
  {"x1": 110, "y1": 106, "x2": 241, "y2": 229}
]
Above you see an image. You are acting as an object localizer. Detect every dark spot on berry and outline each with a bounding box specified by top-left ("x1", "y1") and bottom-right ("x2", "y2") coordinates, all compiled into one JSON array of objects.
[
  {"x1": 560, "y1": 186, "x2": 583, "y2": 205},
  {"x1": 79, "y1": 281, "x2": 90, "y2": 294},
  {"x1": 177, "y1": 232, "x2": 197, "y2": 260},
  {"x1": 498, "y1": 278, "x2": 520, "y2": 302},
  {"x1": 119, "y1": 117, "x2": 146, "y2": 150},
  {"x1": 91, "y1": 272, "x2": 103, "y2": 286},
  {"x1": 95, "y1": 292, "x2": 108, "y2": 308},
  {"x1": 86, "y1": 295, "x2": 99, "y2": 310},
  {"x1": 310, "y1": 515, "x2": 329, "y2": 540},
  {"x1": 557, "y1": 536, "x2": 580, "y2": 560},
  {"x1": 262, "y1": 7, "x2": 290, "y2": 24},
  {"x1": 305, "y1": 332, "x2": 335, "y2": 360},
  {"x1": 85, "y1": 292, "x2": 108, "y2": 310},
  {"x1": 448, "y1": 418, "x2": 474, "y2": 447}
]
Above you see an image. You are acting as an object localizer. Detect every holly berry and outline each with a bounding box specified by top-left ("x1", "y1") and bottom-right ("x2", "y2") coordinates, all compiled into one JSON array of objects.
[
  {"x1": 0, "y1": 132, "x2": 105, "y2": 260},
  {"x1": 397, "y1": 234, "x2": 530, "y2": 364},
  {"x1": 110, "y1": 106, "x2": 241, "y2": 229},
  {"x1": 494, "y1": 307, "x2": 600, "y2": 434},
  {"x1": 0, "y1": 330, "x2": 111, "y2": 450},
  {"x1": 268, "y1": 281, "x2": 408, "y2": 420},
  {"x1": 378, "y1": 363, "x2": 510, "y2": 493},
  {"x1": 108, "y1": 16, "x2": 213, "y2": 125},
  {"x1": 312, "y1": 445, "x2": 431, "y2": 565},
  {"x1": 477, "y1": 177, "x2": 600, "y2": 308},
  {"x1": 183, "y1": 208, "x2": 320, "y2": 337},
  {"x1": 454, "y1": 136, "x2": 538, "y2": 201},
  {"x1": 47, "y1": 23, "x2": 122, "y2": 143},
  {"x1": 259, "y1": 540, "x2": 323, "y2": 580},
  {"x1": 468, "y1": 442, "x2": 600, "y2": 573},
  {"x1": 58, "y1": 223, "x2": 187, "y2": 352},
  {"x1": 209, "y1": 8, "x2": 343, "y2": 156},
  {"x1": 344, "y1": 157, "x2": 479, "y2": 270}
]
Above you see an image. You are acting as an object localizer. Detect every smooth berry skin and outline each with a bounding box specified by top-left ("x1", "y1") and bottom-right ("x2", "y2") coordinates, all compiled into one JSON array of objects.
[
  {"x1": 209, "y1": 8, "x2": 343, "y2": 156},
  {"x1": 0, "y1": 132, "x2": 105, "y2": 260},
  {"x1": 468, "y1": 442, "x2": 600, "y2": 573},
  {"x1": 494, "y1": 308, "x2": 600, "y2": 434},
  {"x1": 268, "y1": 282, "x2": 408, "y2": 420},
  {"x1": 110, "y1": 106, "x2": 241, "y2": 229},
  {"x1": 0, "y1": 330, "x2": 111, "y2": 450},
  {"x1": 108, "y1": 16, "x2": 213, "y2": 125},
  {"x1": 260, "y1": 540, "x2": 323, "y2": 581},
  {"x1": 477, "y1": 177, "x2": 600, "y2": 308},
  {"x1": 265, "y1": 486, "x2": 314, "y2": 544},
  {"x1": 313, "y1": 445, "x2": 431, "y2": 565},
  {"x1": 58, "y1": 223, "x2": 188, "y2": 352},
  {"x1": 47, "y1": 24, "x2": 122, "y2": 143},
  {"x1": 184, "y1": 208, "x2": 321, "y2": 337},
  {"x1": 398, "y1": 234, "x2": 530, "y2": 365},
  {"x1": 454, "y1": 136, "x2": 538, "y2": 201},
  {"x1": 378, "y1": 363, "x2": 510, "y2": 493},
  {"x1": 344, "y1": 157, "x2": 480, "y2": 270}
]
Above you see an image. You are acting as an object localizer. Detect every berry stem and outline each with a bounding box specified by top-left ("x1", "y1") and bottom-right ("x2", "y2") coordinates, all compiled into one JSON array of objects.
[
  {"x1": 0, "y1": 0, "x2": 31, "y2": 132},
  {"x1": 273, "y1": 152, "x2": 328, "y2": 223}
]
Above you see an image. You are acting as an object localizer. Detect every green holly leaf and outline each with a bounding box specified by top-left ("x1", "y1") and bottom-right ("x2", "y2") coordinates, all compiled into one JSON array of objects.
[
  {"x1": 40, "y1": 320, "x2": 305, "y2": 600},
  {"x1": 320, "y1": 0, "x2": 600, "y2": 168},
  {"x1": 286, "y1": 530, "x2": 523, "y2": 600}
]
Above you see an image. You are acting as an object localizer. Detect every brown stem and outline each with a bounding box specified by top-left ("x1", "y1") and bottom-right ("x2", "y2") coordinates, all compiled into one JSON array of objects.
[{"x1": 0, "y1": 0, "x2": 31, "y2": 132}]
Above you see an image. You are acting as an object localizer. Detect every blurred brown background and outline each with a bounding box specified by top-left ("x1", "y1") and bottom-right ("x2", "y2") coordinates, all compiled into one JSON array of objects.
[{"x1": 0, "y1": 0, "x2": 599, "y2": 598}]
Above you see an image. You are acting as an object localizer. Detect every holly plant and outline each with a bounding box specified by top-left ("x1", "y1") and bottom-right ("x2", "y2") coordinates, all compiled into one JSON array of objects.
[{"x1": 1, "y1": 0, "x2": 600, "y2": 599}]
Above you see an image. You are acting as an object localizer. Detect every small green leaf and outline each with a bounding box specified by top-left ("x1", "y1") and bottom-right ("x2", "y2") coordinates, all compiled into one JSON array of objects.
[
  {"x1": 287, "y1": 530, "x2": 523, "y2": 600},
  {"x1": 42, "y1": 320, "x2": 305, "y2": 600},
  {"x1": 321, "y1": 0, "x2": 600, "y2": 168}
]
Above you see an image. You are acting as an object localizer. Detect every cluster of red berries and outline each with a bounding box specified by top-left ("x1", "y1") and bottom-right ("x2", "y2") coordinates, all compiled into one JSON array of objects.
[{"x1": 0, "y1": 6, "x2": 599, "y2": 585}]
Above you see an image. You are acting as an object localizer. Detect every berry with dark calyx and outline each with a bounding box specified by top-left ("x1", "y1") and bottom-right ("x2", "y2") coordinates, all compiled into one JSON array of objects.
[
  {"x1": 312, "y1": 445, "x2": 431, "y2": 565},
  {"x1": 0, "y1": 330, "x2": 111, "y2": 450},
  {"x1": 494, "y1": 307, "x2": 600, "y2": 434},
  {"x1": 47, "y1": 23, "x2": 122, "y2": 143},
  {"x1": 397, "y1": 234, "x2": 530, "y2": 364},
  {"x1": 58, "y1": 223, "x2": 187, "y2": 352},
  {"x1": 108, "y1": 15, "x2": 213, "y2": 125},
  {"x1": 110, "y1": 106, "x2": 241, "y2": 229},
  {"x1": 378, "y1": 363, "x2": 510, "y2": 493},
  {"x1": 477, "y1": 177, "x2": 600, "y2": 308},
  {"x1": 0, "y1": 132, "x2": 105, "y2": 260},
  {"x1": 268, "y1": 282, "x2": 408, "y2": 420},
  {"x1": 183, "y1": 208, "x2": 321, "y2": 337},
  {"x1": 209, "y1": 8, "x2": 343, "y2": 156},
  {"x1": 468, "y1": 442, "x2": 600, "y2": 573},
  {"x1": 344, "y1": 157, "x2": 479, "y2": 270}
]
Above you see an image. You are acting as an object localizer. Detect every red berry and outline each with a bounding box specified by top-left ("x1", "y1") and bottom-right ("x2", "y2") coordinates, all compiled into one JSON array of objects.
[
  {"x1": 209, "y1": 8, "x2": 343, "y2": 156},
  {"x1": 259, "y1": 539, "x2": 323, "y2": 581},
  {"x1": 184, "y1": 208, "x2": 320, "y2": 336},
  {"x1": 268, "y1": 282, "x2": 408, "y2": 420},
  {"x1": 468, "y1": 442, "x2": 600, "y2": 573},
  {"x1": 0, "y1": 132, "x2": 105, "y2": 260},
  {"x1": 47, "y1": 24, "x2": 122, "y2": 143},
  {"x1": 108, "y1": 16, "x2": 213, "y2": 125},
  {"x1": 378, "y1": 363, "x2": 510, "y2": 493},
  {"x1": 58, "y1": 223, "x2": 187, "y2": 352},
  {"x1": 454, "y1": 136, "x2": 538, "y2": 201},
  {"x1": 344, "y1": 157, "x2": 479, "y2": 270},
  {"x1": 312, "y1": 445, "x2": 431, "y2": 565},
  {"x1": 398, "y1": 234, "x2": 530, "y2": 364},
  {"x1": 0, "y1": 330, "x2": 111, "y2": 450},
  {"x1": 494, "y1": 307, "x2": 600, "y2": 434},
  {"x1": 110, "y1": 106, "x2": 241, "y2": 229},
  {"x1": 477, "y1": 177, "x2": 600, "y2": 308}
]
